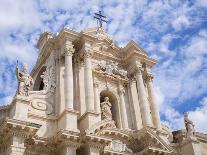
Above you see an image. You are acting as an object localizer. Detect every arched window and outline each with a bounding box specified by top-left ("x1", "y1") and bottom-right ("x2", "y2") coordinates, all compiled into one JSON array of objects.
[{"x1": 33, "y1": 66, "x2": 46, "y2": 91}]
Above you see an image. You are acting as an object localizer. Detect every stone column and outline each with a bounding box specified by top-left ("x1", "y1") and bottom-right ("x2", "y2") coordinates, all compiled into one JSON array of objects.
[
  {"x1": 129, "y1": 78, "x2": 143, "y2": 130},
  {"x1": 64, "y1": 42, "x2": 75, "y2": 109},
  {"x1": 94, "y1": 82, "x2": 101, "y2": 114},
  {"x1": 8, "y1": 135, "x2": 26, "y2": 155},
  {"x1": 135, "y1": 66, "x2": 153, "y2": 127},
  {"x1": 118, "y1": 84, "x2": 129, "y2": 129},
  {"x1": 84, "y1": 49, "x2": 95, "y2": 112},
  {"x1": 146, "y1": 73, "x2": 161, "y2": 130}
]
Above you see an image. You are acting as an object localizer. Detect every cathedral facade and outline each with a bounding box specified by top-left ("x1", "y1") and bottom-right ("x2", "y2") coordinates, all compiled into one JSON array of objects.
[{"x1": 0, "y1": 27, "x2": 207, "y2": 155}]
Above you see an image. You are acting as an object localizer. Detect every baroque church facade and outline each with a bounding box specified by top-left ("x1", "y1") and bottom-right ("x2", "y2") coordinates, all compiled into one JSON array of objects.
[{"x1": 0, "y1": 26, "x2": 207, "y2": 155}]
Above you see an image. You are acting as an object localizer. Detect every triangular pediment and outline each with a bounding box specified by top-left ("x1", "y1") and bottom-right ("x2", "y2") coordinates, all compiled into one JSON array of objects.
[{"x1": 123, "y1": 40, "x2": 148, "y2": 56}]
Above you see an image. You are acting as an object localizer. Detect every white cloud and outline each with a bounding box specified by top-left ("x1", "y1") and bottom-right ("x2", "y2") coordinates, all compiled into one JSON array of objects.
[
  {"x1": 161, "y1": 96, "x2": 207, "y2": 133},
  {"x1": 172, "y1": 15, "x2": 190, "y2": 31}
]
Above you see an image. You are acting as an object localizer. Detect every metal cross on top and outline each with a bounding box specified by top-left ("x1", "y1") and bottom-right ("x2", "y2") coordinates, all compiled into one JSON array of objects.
[{"x1": 94, "y1": 11, "x2": 108, "y2": 28}]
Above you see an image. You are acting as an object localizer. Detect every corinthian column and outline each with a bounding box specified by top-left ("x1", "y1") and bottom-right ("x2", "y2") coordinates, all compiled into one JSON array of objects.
[
  {"x1": 84, "y1": 49, "x2": 95, "y2": 112},
  {"x1": 64, "y1": 42, "x2": 75, "y2": 110},
  {"x1": 135, "y1": 65, "x2": 153, "y2": 127},
  {"x1": 118, "y1": 84, "x2": 128, "y2": 129},
  {"x1": 146, "y1": 73, "x2": 161, "y2": 130}
]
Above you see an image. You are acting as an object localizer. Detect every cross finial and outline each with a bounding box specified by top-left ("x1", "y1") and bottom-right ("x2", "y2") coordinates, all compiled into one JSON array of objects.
[{"x1": 94, "y1": 11, "x2": 108, "y2": 29}]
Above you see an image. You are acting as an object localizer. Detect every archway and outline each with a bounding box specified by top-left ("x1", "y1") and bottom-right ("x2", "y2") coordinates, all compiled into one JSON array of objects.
[
  {"x1": 100, "y1": 90, "x2": 121, "y2": 128},
  {"x1": 33, "y1": 66, "x2": 46, "y2": 91}
]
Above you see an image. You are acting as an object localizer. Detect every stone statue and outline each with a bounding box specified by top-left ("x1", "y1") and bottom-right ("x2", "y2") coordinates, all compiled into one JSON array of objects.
[
  {"x1": 184, "y1": 112, "x2": 195, "y2": 138},
  {"x1": 16, "y1": 61, "x2": 33, "y2": 96},
  {"x1": 101, "y1": 97, "x2": 113, "y2": 120}
]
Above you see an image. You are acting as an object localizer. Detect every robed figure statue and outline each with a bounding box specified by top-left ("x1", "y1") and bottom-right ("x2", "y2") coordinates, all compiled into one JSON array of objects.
[
  {"x1": 101, "y1": 97, "x2": 113, "y2": 120},
  {"x1": 184, "y1": 112, "x2": 195, "y2": 138},
  {"x1": 16, "y1": 61, "x2": 33, "y2": 96}
]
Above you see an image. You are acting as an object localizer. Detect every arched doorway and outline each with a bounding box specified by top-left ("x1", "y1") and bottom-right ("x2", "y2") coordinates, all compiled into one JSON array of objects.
[
  {"x1": 33, "y1": 66, "x2": 46, "y2": 91},
  {"x1": 100, "y1": 90, "x2": 121, "y2": 128}
]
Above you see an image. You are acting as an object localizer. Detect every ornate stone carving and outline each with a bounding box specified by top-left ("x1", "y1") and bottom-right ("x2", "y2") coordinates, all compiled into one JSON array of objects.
[
  {"x1": 40, "y1": 66, "x2": 56, "y2": 93},
  {"x1": 101, "y1": 97, "x2": 113, "y2": 120},
  {"x1": 84, "y1": 48, "x2": 93, "y2": 58},
  {"x1": 64, "y1": 42, "x2": 75, "y2": 56},
  {"x1": 31, "y1": 99, "x2": 53, "y2": 115},
  {"x1": 96, "y1": 60, "x2": 128, "y2": 79},
  {"x1": 16, "y1": 62, "x2": 33, "y2": 96},
  {"x1": 145, "y1": 73, "x2": 154, "y2": 83},
  {"x1": 184, "y1": 112, "x2": 195, "y2": 138},
  {"x1": 106, "y1": 140, "x2": 126, "y2": 152}
]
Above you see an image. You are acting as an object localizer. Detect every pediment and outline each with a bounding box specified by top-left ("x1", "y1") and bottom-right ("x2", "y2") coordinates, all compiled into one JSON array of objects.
[
  {"x1": 123, "y1": 40, "x2": 148, "y2": 56},
  {"x1": 131, "y1": 127, "x2": 175, "y2": 154}
]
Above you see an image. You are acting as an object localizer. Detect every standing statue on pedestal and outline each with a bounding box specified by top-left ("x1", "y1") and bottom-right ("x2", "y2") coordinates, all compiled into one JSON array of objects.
[
  {"x1": 101, "y1": 97, "x2": 113, "y2": 120},
  {"x1": 184, "y1": 112, "x2": 195, "y2": 138},
  {"x1": 16, "y1": 61, "x2": 33, "y2": 96}
]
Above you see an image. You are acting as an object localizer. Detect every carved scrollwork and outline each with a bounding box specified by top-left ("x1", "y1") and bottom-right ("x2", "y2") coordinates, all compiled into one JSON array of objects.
[{"x1": 31, "y1": 99, "x2": 53, "y2": 115}]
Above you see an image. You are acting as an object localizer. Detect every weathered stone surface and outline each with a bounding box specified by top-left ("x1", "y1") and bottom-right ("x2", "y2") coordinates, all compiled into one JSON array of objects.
[{"x1": 0, "y1": 27, "x2": 206, "y2": 155}]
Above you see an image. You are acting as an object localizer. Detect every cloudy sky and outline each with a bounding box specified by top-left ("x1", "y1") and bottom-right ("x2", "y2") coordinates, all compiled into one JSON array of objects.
[{"x1": 0, "y1": 0, "x2": 207, "y2": 133}]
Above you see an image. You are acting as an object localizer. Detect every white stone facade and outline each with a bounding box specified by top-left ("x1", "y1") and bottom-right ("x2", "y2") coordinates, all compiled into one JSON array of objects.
[{"x1": 0, "y1": 27, "x2": 207, "y2": 155}]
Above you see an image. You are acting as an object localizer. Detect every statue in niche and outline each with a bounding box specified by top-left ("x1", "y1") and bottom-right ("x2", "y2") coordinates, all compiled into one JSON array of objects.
[
  {"x1": 40, "y1": 66, "x2": 56, "y2": 93},
  {"x1": 184, "y1": 112, "x2": 195, "y2": 138},
  {"x1": 101, "y1": 97, "x2": 113, "y2": 120},
  {"x1": 16, "y1": 61, "x2": 33, "y2": 96}
]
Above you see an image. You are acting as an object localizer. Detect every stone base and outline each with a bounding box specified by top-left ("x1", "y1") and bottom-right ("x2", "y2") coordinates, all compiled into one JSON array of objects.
[
  {"x1": 78, "y1": 111, "x2": 101, "y2": 132},
  {"x1": 58, "y1": 109, "x2": 79, "y2": 131},
  {"x1": 181, "y1": 138, "x2": 201, "y2": 155},
  {"x1": 10, "y1": 95, "x2": 31, "y2": 120}
]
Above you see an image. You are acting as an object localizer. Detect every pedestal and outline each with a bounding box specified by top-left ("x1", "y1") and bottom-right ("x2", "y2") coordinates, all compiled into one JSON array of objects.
[
  {"x1": 10, "y1": 95, "x2": 30, "y2": 120},
  {"x1": 78, "y1": 112, "x2": 100, "y2": 132},
  {"x1": 181, "y1": 138, "x2": 201, "y2": 155},
  {"x1": 58, "y1": 109, "x2": 79, "y2": 132}
]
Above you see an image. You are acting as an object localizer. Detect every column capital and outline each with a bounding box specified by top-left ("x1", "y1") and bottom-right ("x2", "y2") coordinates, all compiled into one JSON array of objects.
[
  {"x1": 64, "y1": 46, "x2": 75, "y2": 56},
  {"x1": 83, "y1": 48, "x2": 93, "y2": 58},
  {"x1": 145, "y1": 73, "x2": 154, "y2": 83}
]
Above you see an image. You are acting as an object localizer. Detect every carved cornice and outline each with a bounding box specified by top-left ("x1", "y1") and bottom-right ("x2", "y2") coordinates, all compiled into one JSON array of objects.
[
  {"x1": 93, "y1": 70, "x2": 128, "y2": 84},
  {"x1": 0, "y1": 118, "x2": 41, "y2": 143}
]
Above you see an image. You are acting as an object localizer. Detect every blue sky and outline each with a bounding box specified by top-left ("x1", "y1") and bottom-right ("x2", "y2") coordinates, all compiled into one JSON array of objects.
[{"x1": 0, "y1": 0, "x2": 207, "y2": 133}]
